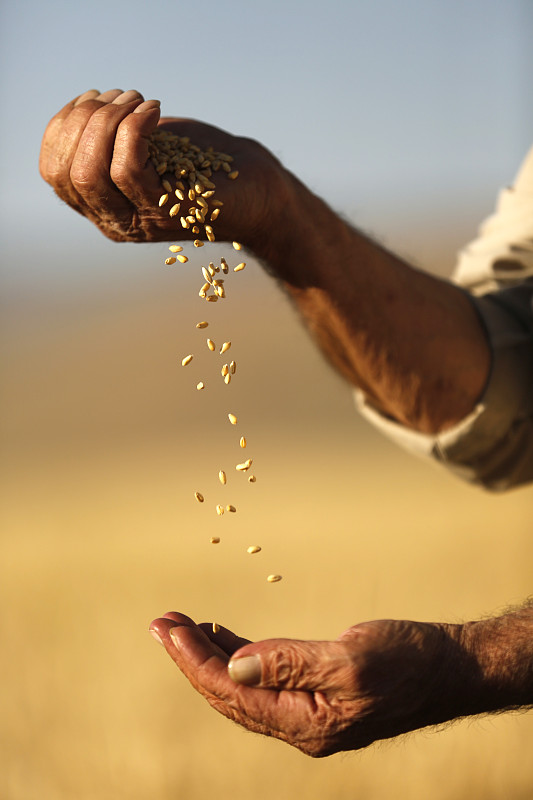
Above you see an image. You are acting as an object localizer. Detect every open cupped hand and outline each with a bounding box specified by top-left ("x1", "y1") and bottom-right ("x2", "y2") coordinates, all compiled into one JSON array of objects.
[{"x1": 149, "y1": 611, "x2": 468, "y2": 757}]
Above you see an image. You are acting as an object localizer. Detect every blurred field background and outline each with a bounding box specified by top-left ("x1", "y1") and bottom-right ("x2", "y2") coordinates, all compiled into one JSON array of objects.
[{"x1": 2, "y1": 1, "x2": 533, "y2": 798}]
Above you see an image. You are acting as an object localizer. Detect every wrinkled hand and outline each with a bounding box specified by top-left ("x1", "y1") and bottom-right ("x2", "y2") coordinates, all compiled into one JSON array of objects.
[
  {"x1": 39, "y1": 88, "x2": 288, "y2": 245},
  {"x1": 149, "y1": 612, "x2": 470, "y2": 757}
]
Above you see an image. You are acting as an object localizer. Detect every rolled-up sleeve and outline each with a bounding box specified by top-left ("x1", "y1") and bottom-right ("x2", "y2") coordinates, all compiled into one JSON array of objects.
[
  {"x1": 356, "y1": 146, "x2": 533, "y2": 491},
  {"x1": 356, "y1": 284, "x2": 533, "y2": 491}
]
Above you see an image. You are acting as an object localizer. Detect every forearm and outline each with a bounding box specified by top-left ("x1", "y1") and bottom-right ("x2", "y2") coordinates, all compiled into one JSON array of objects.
[
  {"x1": 41, "y1": 94, "x2": 491, "y2": 435},
  {"x1": 458, "y1": 602, "x2": 533, "y2": 713},
  {"x1": 248, "y1": 172, "x2": 491, "y2": 434},
  {"x1": 358, "y1": 607, "x2": 533, "y2": 741}
]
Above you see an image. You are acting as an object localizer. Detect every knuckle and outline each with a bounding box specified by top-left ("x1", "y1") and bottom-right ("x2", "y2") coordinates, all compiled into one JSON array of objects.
[
  {"x1": 109, "y1": 152, "x2": 141, "y2": 189},
  {"x1": 109, "y1": 158, "x2": 128, "y2": 186},
  {"x1": 70, "y1": 160, "x2": 96, "y2": 193},
  {"x1": 268, "y1": 646, "x2": 307, "y2": 689}
]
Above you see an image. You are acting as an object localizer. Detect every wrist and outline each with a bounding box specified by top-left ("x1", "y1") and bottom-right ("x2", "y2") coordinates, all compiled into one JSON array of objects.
[{"x1": 247, "y1": 168, "x2": 358, "y2": 286}]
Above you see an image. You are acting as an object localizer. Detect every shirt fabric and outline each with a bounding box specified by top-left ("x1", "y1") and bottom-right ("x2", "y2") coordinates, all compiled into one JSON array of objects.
[{"x1": 356, "y1": 147, "x2": 533, "y2": 491}]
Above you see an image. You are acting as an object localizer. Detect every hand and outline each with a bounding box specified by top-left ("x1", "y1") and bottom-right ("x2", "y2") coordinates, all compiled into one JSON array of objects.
[
  {"x1": 149, "y1": 612, "x2": 469, "y2": 757},
  {"x1": 40, "y1": 88, "x2": 289, "y2": 245}
]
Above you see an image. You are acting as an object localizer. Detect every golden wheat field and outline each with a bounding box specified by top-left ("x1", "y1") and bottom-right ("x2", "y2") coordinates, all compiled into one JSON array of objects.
[{"x1": 2, "y1": 244, "x2": 532, "y2": 800}]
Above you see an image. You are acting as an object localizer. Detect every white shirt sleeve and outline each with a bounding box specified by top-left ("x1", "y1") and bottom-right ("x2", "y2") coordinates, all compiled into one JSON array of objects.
[{"x1": 356, "y1": 147, "x2": 533, "y2": 492}]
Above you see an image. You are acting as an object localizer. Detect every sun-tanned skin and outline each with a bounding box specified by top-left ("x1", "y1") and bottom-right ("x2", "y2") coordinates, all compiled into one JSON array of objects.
[
  {"x1": 148, "y1": 607, "x2": 533, "y2": 757},
  {"x1": 39, "y1": 88, "x2": 490, "y2": 433},
  {"x1": 40, "y1": 89, "x2": 533, "y2": 756}
]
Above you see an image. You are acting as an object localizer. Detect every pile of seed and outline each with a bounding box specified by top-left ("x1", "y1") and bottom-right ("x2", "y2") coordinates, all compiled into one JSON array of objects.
[{"x1": 148, "y1": 129, "x2": 282, "y2": 599}]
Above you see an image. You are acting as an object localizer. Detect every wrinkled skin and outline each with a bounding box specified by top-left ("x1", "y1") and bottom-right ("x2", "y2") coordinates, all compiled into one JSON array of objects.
[
  {"x1": 39, "y1": 89, "x2": 492, "y2": 432},
  {"x1": 41, "y1": 90, "x2": 532, "y2": 756},
  {"x1": 39, "y1": 88, "x2": 288, "y2": 246},
  {"x1": 149, "y1": 612, "x2": 470, "y2": 757}
]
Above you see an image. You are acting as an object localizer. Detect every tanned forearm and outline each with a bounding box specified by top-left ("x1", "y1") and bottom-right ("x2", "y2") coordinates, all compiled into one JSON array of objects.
[
  {"x1": 458, "y1": 601, "x2": 533, "y2": 713},
  {"x1": 248, "y1": 172, "x2": 492, "y2": 434},
  {"x1": 40, "y1": 94, "x2": 491, "y2": 436}
]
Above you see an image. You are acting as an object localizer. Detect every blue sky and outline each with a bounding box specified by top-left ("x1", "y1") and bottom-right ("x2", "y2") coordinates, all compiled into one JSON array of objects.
[{"x1": 1, "y1": 0, "x2": 532, "y2": 290}]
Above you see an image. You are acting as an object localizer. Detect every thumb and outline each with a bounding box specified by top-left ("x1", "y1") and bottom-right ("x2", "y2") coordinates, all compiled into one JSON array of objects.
[{"x1": 227, "y1": 638, "x2": 353, "y2": 692}]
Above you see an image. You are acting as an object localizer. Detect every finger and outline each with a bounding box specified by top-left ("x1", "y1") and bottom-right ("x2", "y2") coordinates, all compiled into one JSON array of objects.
[
  {"x1": 149, "y1": 615, "x2": 242, "y2": 701},
  {"x1": 166, "y1": 622, "x2": 331, "y2": 750},
  {"x1": 40, "y1": 94, "x2": 94, "y2": 182},
  {"x1": 69, "y1": 96, "x2": 147, "y2": 220},
  {"x1": 227, "y1": 639, "x2": 355, "y2": 692},
  {"x1": 41, "y1": 98, "x2": 108, "y2": 210},
  {"x1": 148, "y1": 615, "x2": 328, "y2": 752},
  {"x1": 197, "y1": 622, "x2": 252, "y2": 656},
  {"x1": 109, "y1": 101, "x2": 162, "y2": 209},
  {"x1": 73, "y1": 89, "x2": 101, "y2": 106},
  {"x1": 149, "y1": 615, "x2": 259, "y2": 703},
  {"x1": 95, "y1": 88, "x2": 124, "y2": 102},
  {"x1": 39, "y1": 90, "x2": 105, "y2": 181},
  {"x1": 109, "y1": 89, "x2": 144, "y2": 105}
]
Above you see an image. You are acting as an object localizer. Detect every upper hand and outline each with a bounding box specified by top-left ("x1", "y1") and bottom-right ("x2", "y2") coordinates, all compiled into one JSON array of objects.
[
  {"x1": 149, "y1": 612, "x2": 467, "y2": 757},
  {"x1": 39, "y1": 88, "x2": 288, "y2": 245}
]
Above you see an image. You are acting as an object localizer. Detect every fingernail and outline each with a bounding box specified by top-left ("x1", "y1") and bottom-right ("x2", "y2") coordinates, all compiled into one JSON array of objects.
[
  {"x1": 95, "y1": 89, "x2": 123, "y2": 102},
  {"x1": 228, "y1": 655, "x2": 261, "y2": 686},
  {"x1": 112, "y1": 89, "x2": 143, "y2": 105},
  {"x1": 149, "y1": 628, "x2": 164, "y2": 646},
  {"x1": 169, "y1": 627, "x2": 182, "y2": 649},
  {"x1": 74, "y1": 89, "x2": 100, "y2": 106},
  {"x1": 133, "y1": 99, "x2": 161, "y2": 114}
]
